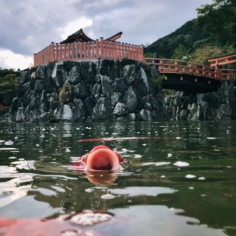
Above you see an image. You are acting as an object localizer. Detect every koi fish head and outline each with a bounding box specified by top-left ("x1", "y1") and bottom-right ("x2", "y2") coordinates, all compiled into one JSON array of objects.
[{"x1": 85, "y1": 145, "x2": 122, "y2": 172}]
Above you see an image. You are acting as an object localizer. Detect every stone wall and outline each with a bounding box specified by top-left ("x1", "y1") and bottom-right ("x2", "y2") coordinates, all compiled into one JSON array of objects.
[
  {"x1": 164, "y1": 76, "x2": 236, "y2": 121},
  {"x1": 8, "y1": 59, "x2": 168, "y2": 123}
]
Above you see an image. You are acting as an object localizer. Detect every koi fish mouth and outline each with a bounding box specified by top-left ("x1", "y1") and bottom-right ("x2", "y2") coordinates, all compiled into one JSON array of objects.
[{"x1": 86, "y1": 148, "x2": 120, "y2": 171}]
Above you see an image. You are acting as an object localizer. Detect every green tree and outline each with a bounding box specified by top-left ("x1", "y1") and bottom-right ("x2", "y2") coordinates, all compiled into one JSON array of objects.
[
  {"x1": 172, "y1": 43, "x2": 188, "y2": 60},
  {"x1": 189, "y1": 44, "x2": 233, "y2": 65},
  {"x1": 194, "y1": 0, "x2": 236, "y2": 47},
  {"x1": 0, "y1": 74, "x2": 19, "y2": 106}
]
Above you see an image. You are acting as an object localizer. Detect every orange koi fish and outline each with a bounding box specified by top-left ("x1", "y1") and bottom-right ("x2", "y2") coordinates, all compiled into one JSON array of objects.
[{"x1": 72, "y1": 145, "x2": 124, "y2": 172}]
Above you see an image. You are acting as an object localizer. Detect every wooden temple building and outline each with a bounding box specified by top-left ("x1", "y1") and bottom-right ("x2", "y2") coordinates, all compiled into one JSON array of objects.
[{"x1": 34, "y1": 29, "x2": 144, "y2": 66}]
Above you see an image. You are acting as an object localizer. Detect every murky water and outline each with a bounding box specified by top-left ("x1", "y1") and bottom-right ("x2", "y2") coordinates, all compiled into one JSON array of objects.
[{"x1": 0, "y1": 121, "x2": 236, "y2": 235}]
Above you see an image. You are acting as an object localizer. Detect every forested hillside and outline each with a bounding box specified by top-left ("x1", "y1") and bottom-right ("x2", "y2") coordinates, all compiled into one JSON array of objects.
[
  {"x1": 145, "y1": 20, "x2": 215, "y2": 58},
  {"x1": 145, "y1": 0, "x2": 236, "y2": 66}
]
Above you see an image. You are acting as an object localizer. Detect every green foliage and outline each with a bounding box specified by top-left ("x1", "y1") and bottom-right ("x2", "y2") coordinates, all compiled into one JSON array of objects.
[
  {"x1": 145, "y1": 20, "x2": 213, "y2": 58},
  {"x1": 144, "y1": 52, "x2": 155, "y2": 58},
  {"x1": 150, "y1": 75, "x2": 164, "y2": 91},
  {"x1": 172, "y1": 43, "x2": 188, "y2": 60},
  {"x1": 0, "y1": 72, "x2": 19, "y2": 106},
  {"x1": 189, "y1": 44, "x2": 234, "y2": 65},
  {"x1": 0, "y1": 68, "x2": 20, "y2": 78},
  {"x1": 144, "y1": 52, "x2": 156, "y2": 63},
  {"x1": 194, "y1": 0, "x2": 236, "y2": 47}
]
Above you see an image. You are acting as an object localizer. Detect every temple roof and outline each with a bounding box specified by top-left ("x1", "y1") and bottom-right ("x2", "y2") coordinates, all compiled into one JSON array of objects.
[
  {"x1": 105, "y1": 32, "x2": 122, "y2": 41},
  {"x1": 60, "y1": 28, "x2": 122, "y2": 44},
  {"x1": 60, "y1": 29, "x2": 94, "y2": 44}
]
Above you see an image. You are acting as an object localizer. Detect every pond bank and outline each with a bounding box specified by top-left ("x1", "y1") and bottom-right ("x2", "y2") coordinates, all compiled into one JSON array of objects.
[
  {"x1": 7, "y1": 59, "x2": 167, "y2": 123},
  {"x1": 6, "y1": 59, "x2": 236, "y2": 123}
]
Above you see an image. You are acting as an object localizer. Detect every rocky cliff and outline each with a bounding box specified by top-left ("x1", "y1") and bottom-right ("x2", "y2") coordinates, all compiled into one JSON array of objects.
[
  {"x1": 8, "y1": 59, "x2": 168, "y2": 123},
  {"x1": 164, "y1": 77, "x2": 236, "y2": 121}
]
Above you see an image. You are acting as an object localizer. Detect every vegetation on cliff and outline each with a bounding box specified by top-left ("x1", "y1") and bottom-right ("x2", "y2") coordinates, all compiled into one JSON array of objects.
[{"x1": 0, "y1": 69, "x2": 20, "y2": 113}]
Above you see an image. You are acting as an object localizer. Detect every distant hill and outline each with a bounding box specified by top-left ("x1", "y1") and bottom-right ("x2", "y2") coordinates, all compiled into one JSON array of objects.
[{"x1": 145, "y1": 20, "x2": 216, "y2": 58}]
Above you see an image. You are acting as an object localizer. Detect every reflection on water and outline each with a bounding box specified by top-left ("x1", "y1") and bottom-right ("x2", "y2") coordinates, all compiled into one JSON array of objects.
[{"x1": 0, "y1": 121, "x2": 236, "y2": 235}]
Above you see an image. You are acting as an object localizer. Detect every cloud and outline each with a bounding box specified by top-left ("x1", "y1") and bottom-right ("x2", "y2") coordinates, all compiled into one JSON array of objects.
[
  {"x1": 57, "y1": 18, "x2": 93, "y2": 40},
  {"x1": 0, "y1": 48, "x2": 33, "y2": 70},
  {"x1": 0, "y1": 0, "x2": 214, "y2": 69}
]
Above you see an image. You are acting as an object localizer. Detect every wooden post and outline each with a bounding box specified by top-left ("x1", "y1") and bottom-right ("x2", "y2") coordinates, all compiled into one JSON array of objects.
[
  {"x1": 103, "y1": 40, "x2": 106, "y2": 58},
  {"x1": 67, "y1": 43, "x2": 70, "y2": 59},
  {"x1": 114, "y1": 42, "x2": 117, "y2": 59},
  {"x1": 100, "y1": 37, "x2": 104, "y2": 58},
  {"x1": 96, "y1": 39, "x2": 99, "y2": 57},
  {"x1": 175, "y1": 61, "x2": 178, "y2": 72},
  {"x1": 34, "y1": 53, "x2": 36, "y2": 66},
  {"x1": 51, "y1": 42, "x2": 54, "y2": 62},
  {"x1": 84, "y1": 42, "x2": 87, "y2": 58},
  {"x1": 60, "y1": 44, "x2": 62, "y2": 61},
  {"x1": 71, "y1": 42, "x2": 74, "y2": 59},
  {"x1": 55, "y1": 43, "x2": 58, "y2": 62},
  {"x1": 79, "y1": 42, "x2": 82, "y2": 58}
]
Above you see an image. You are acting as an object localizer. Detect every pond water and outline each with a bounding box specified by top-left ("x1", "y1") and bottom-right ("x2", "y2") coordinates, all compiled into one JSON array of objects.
[{"x1": 0, "y1": 121, "x2": 236, "y2": 236}]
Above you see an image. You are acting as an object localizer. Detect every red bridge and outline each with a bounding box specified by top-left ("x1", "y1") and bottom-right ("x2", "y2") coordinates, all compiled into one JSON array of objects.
[{"x1": 145, "y1": 57, "x2": 236, "y2": 93}]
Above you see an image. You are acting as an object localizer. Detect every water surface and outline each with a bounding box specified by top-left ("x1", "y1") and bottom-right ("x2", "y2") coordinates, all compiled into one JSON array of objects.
[{"x1": 0, "y1": 121, "x2": 236, "y2": 236}]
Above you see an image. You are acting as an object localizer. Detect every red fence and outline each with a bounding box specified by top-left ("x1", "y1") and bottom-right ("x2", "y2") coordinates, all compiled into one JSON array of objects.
[
  {"x1": 145, "y1": 58, "x2": 236, "y2": 81},
  {"x1": 208, "y1": 54, "x2": 236, "y2": 67},
  {"x1": 34, "y1": 37, "x2": 144, "y2": 66}
]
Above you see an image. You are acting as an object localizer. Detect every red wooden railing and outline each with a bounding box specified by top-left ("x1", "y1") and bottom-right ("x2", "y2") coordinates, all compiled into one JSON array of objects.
[
  {"x1": 34, "y1": 37, "x2": 144, "y2": 66},
  {"x1": 208, "y1": 54, "x2": 236, "y2": 67},
  {"x1": 145, "y1": 58, "x2": 236, "y2": 81}
]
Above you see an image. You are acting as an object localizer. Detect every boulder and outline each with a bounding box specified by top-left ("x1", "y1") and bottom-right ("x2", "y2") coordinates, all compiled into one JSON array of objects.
[
  {"x1": 123, "y1": 64, "x2": 136, "y2": 85},
  {"x1": 139, "y1": 109, "x2": 153, "y2": 121},
  {"x1": 9, "y1": 97, "x2": 19, "y2": 114},
  {"x1": 73, "y1": 83, "x2": 90, "y2": 99},
  {"x1": 67, "y1": 66, "x2": 81, "y2": 84},
  {"x1": 152, "y1": 110, "x2": 165, "y2": 121},
  {"x1": 101, "y1": 76, "x2": 113, "y2": 98},
  {"x1": 111, "y1": 93, "x2": 122, "y2": 107},
  {"x1": 92, "y1": 97, "x2": 112, "y2": 121},
  {"x1": 80, "y1": 61, "x2": 96, "y2": 84},
  {"x1": 71, "y1": 99, "x2": 86, "y2": 122},
  {"x1": 55, "y1": 104, "x2": 73, "y2": 121},
  {"x1": 133, "y1": 67, "x2": 149, "y2": 97},
  {"x1": 63, "y1": 61, "x2": 80, "y2": 72},
  {"x1": 110, "y1": 60, "x2": 121, "y2": 81},
  {"x1": 113, "y1": 102, "x2": 129, "y2": 116},
  {"x1": 179, "y1": 109, "x2": 188, "y2": 120},
  {"x1": 39, "y1": 112, "x2": 50, "y2": 122},
  {"x1": 46, "y1": 62, "x2": 56, "y2": 78},
  {"x1": 35, "y1": 65, "x2": 47, "y2": 80},
  {"x1": 123, "y1": 91, "x2": 138, "y2": 112},
  {"x1": 20, "y1": 70, "x2": 29, "y2": 84},
  {"x1": 16, "y1": 107, "x2": 24, "y2": 123},
  {"x1": 29, "y1": 96, "x2": 40, "y2": 111},
  {"x1": 35, "y1": 80, "x2": 45, "y2": 91},
  {"x1": 112, "y1": 78, "x2": 128, "y2": 94},
  {"x1": 92, "y1": 83, "x2": 102, "y2": 99},
  {"x1": 84, "y1": 97, "x2": 95, "y2": 116},
  {"x1": 99, "y1": 59, "x2": 113, "y2": 76},
  {"x1": 52, "y1": 67, "x2": 67, "y2": 88},
  {"x1": 127, "y1": 113, "x2": 136, "y2": 121}
]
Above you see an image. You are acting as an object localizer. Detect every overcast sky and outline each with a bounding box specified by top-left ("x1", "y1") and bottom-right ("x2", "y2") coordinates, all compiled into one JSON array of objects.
[{"x1": 0, "y1": 0, "x2": 213, "y2": 70}]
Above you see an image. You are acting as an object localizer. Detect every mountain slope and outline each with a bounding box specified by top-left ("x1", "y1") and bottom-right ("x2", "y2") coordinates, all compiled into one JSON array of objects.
[{"x1": 145, "y1": 20, "x2": 216, "y2": 58}]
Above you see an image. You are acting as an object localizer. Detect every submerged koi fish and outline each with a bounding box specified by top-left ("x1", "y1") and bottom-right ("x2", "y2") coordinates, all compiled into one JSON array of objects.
[
  {"x1": 72, "y1": 145, "x2": 124, "y2": 172},
  {"x1": 78, "y1": 137, "x2": 179, "y2": 142},
  {"x1": 0, "y1": 210, "x2": 117, "y2": 236}
]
